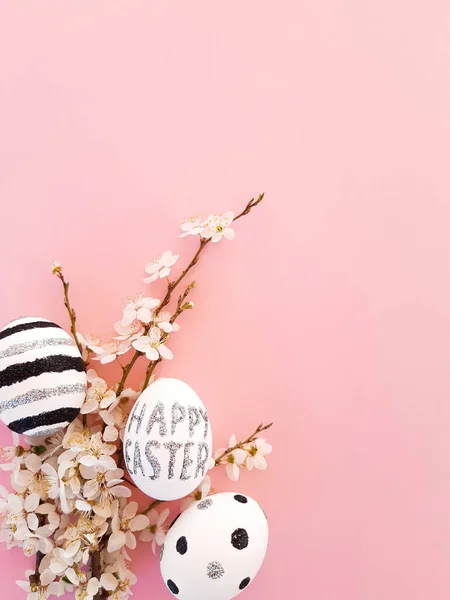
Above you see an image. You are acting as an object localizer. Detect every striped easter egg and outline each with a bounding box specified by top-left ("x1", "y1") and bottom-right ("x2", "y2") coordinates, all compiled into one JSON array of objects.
[{"x1": 0, "y1": 317, "x2": 87, "y2": 437}]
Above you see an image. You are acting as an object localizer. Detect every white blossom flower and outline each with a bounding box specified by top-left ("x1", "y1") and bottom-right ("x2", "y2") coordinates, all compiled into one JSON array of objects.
[
  {"x1": 39, "y1": 463, "x2": 61, "y2": 501},
  {"x1": 99, "y1": 407, "x2": 126, "y2": 443},
  {"x1": 91, "y1": 339, "x2": 132, "y2": 365},
  {"x1": 214, "y1": 435, "x2": 247, "y2": 481},
  {"x1": 81, "y1": 466, "x2": 131, "y2": 518},
  {"x1": 100, "y1": 569, "x2": 137, "y2": 597},
  {"x1": 15, "y1": 521, "x2": 54, "y2": 556},
  {"x1": 60, "y1": 514, "x2": 108, "y2": 560},
  {"x1": 132, "y1": 326, "x2": 173, "y2": 360},
  {"x1": 139, "y1": 506, "x2": 170, "y2": 554},
  {"x1": 144, "y1": 250, "x2": 179, "y2": 283},
  {"x1": 17, "y1": 568, "x2": 64, "y2": 599},
  {"x1": 51, "y1": 260, "x2": 62, "y2": 275},
  {"x1": 0, "y1": 485, "x2": 8, "y2": 514},
  {"x1": 81, "y1": 373, "x2": 117, "y2": 415},
  {"x1": 35, "y1": 502, "x2": 60, "y2": 533},
  {"x1": 117, "y1": 388, "x2": 140, "y2": 404},
  {"x1": 76, "y1": 332, "x2": 103, "y2": 355},
  {"x1": 39, "y1": 430, "x2": 65, "y2": 460},
  {"x1": 65, "y1": 568, "x2": 100, "y2": 600},
  {"x1": 107, "y1": 501, "x2": 149, "y2": 552},
  {"x1": 76, "y1": 433, "x2": 117, "y2": 470},
  {"x1": 180, "y1": 475, "x2": 212, "y2": 511},
  {"x1": 201, "y1": 211, "x2": 234, "y2": 242},
  {"x1": 113, "y1": 320, "x2": 144, "y2": 342},
  {"x1": 57, "y1": 459, "x2": 81, "y2": 514},
  {"x1": 49, "y1": 547, "x2": 76, "y2": 576},
  {"x1": 0, "y1": 431, "x2": 28, "y2": 473},
  {"x1": 153, "y1": 311, "x2": 180, "y2": 334},
  {"x1": 5, "y1": 492, "x2": 40, "y2": 532},
  {"x1": 61, "y1": 418, "x2": 92, "y2": 452},
  {"x1": 121, "y1": 295, "x2": 160, "y2": 327},
  {"x1": 179, "y1": 215, "x2": 204, "y2": 237},
  {"x1": 244, "y1": 438, "x2": 272, "y2": 471},
  {"x1": 13, "y1": 454, "x2": 55, "y2": 499}
]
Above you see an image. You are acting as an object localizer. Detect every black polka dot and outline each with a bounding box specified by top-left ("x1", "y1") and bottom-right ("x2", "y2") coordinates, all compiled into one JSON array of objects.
[
  {"x1": 176, "y1": 536, "x2": 188, "y2": 555},
  {"x1": 169, "y1": 513, "x2": 181, "y2": 530},
  {"x1": 167, "y1": 579, "x2": 179, "y2": 595},
  {"x1": 239, "y1": 577, "x2": 251, "y2": 590},
  {"x1": 234, "y1": 494, "x2": 248, "y2": 504},
  {"x1": 231, "y1": 528, "x2": 249, "y2": 550}
]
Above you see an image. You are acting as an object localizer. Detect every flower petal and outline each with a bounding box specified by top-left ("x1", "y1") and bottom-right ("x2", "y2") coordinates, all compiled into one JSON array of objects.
[
  {"x1": 107, "y1": 530, "x2": 126, "y2": 553},
  {"x1": 158, "y1": 345, "x2": 173, "y2": 360},
  {"x1": 224, "y1": 227, "x2": 235, "y2": 240},
  {"x1": 27, "y1": 513, "x2": 39, "y2": 531},
  {"x1": 129, "y1": 514, "x2": 150, "y2": 532},
  {"x1": 100, "y1": 573, "x2": 118, "y2": 591},
  {"x1": 125, "y1": 530, "x2": 137, "y2": 549}
]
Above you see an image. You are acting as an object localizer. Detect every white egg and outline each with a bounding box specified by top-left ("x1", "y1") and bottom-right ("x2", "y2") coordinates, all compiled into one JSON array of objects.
[
  {"x1": 0, "y1": 317, "x2": 87, "y2": 437},
  {"x1": 160, "y1": 492, "x2": 269, "y2": 599},
  {"x1": 123, "y1": 378, "x2": 212, "y2": 501}
]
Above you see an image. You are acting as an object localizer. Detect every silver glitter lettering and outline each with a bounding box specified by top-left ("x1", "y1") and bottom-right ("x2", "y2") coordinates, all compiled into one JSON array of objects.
[
  {"x1": 133, "y1": 440, "x2": 145, "y2": 476},
  {"x1": 0, "y1": 337, "x2": 74, "y2": 359},
  {"x1": 163, "y1": 441, "x2": 183, "y2": 479},
  {"x1": 171, "y1": 402, "x2": 186, "y2": 435},
  {"x1": 195, "y1": 442, "x2": 209, "y2": 479},
  {"x1": 198, "y1": 407, "x2": 209, "y2": 439},
  {"x1": 124, "y1": 439, "x2": 133, "y2": 473},
  {"x1": 146, "y1": 401, "x2": 167, "y2": 437},
  {"x1": 180, "y1": 441, "x2": 194, "y2": 480},
  {"x1": 145, "y1": 440, "x2": 161, "y2": 480},
  {"x1": 207, "y1": 561, "x2": 225, "y2": 580},
  {"x1": 127, "y1": 401, "x2": 146, "y2": 435},
  {"x1": 0, "y1": 383, "x2": 86, "y2": 415},
  {"x1": 188, "y1": 406, "x2": 200, "y2": 437}
]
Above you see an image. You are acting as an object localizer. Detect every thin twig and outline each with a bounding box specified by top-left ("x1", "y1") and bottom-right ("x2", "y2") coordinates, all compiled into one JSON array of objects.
[
  {"x1": 214, "y1": 422, "x2": 273, "y2": 465},
  {"x1": 115, "y1": 195, "x2": 264, "y2": 409},
  {"x1": 141, "y1": 281, "x2": 195, "y2": 392},
  {"x1": 143, "y1": 499, "x2": 163, "y2": 515},
  {"x1": 56, "y1": 272, "x2": 84, "y2": 357}
]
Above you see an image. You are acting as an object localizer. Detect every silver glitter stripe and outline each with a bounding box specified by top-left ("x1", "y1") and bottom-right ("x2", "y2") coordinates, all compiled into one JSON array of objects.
[
  {"x1": 0, "y1": 338, "x2": 74, "y2": 359},
  {"x1": 0, "y1": 383, "x2": 86, "y2": 415},
  {"x1": 25, "y1": 423, "x2": 69, "y2": 437}
]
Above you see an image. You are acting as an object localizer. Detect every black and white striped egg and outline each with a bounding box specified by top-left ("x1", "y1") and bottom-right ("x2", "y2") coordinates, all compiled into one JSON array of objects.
[{"x1": 0, "y1": 317, "x2": 87, "y2": 437}]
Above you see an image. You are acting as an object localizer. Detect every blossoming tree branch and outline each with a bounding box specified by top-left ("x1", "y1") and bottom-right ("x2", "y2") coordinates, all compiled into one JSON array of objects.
[{"x1": 0, "y1": 195, "x2": 273, "y2": 600}]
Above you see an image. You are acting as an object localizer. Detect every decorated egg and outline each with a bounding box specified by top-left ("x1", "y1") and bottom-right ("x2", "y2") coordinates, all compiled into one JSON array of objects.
[
  {"x1": 124, "y1": 378, "x2": 212, "y2": 501},
  {"x1": 160, "y1": 492, "x2": 269, "y2": 599},
  {"x1": 0, "y1": 317, "x2": 87, "y2": 437}
]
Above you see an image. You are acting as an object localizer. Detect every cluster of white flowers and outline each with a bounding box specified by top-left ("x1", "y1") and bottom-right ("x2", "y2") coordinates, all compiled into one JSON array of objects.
[
  {"x1": 0, "y1": 198, "x2": 271, "y2": 599},
  {"x1": 214, "y1": 435, "x2": 273, "y2": 482},
  {"x1": 179, "y1": 212, "x2": 235, "y2": 242},
  {"x1": 77, "y1": 290, "x2": 183, "y2": 366}
]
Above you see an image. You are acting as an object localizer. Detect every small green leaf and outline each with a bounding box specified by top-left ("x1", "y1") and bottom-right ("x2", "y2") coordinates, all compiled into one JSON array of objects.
[{"x1": 31, "y1": 445, "x2": 47, "y2": 456}]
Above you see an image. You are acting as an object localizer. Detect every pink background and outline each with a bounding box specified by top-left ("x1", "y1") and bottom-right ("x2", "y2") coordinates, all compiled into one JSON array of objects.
[{"x1": 1, "y1": 1, "x2": 450, "y2": 598}]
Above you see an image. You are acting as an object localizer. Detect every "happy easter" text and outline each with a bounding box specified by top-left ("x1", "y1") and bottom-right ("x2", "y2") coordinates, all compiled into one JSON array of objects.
[{"x1": 125, "y1": 400, "x2": 210, "y2": 481}]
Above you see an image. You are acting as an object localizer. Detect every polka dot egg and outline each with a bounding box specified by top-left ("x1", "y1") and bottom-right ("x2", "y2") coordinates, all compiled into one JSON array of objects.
[
  {"x1": 0, "y1": 317, "x2": 87, "y2": 437},
  {"x1": 160, "y1": 492, "x2": 269, "y2": 599}
]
